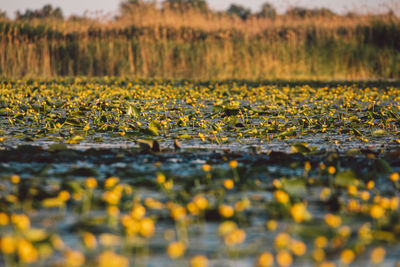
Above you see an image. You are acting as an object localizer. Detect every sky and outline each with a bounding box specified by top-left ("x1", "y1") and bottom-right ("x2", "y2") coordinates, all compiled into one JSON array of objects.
[{"x1": 0, "y1": 0, "x2": 398, "y2": 18}]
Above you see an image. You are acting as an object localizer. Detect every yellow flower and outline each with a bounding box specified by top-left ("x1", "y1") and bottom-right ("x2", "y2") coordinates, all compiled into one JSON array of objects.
[
  {"x1": 320, "y1": 188, "x2": 331, "y2": 201},
  {"x1": 164, "y1": 180, "x2": 173, "y2": 190},
  {"x1": 370, "y1": 204, "x2": 385, "y2": 219},
  {"x1": 123, "y1": 184, "x2": 133, "y2": 195},
  {"x1": 105, "y1": 177, "x2": 120, "y2": 188},
  {"x1": 218, "y1": 221, "x2": 237, "y2": 236},
  {"x1": 157, "y1": 173, "x2": 166, "y2": 184},
  {"x1": 202, "y1": 164, "x2": 212, "y2": 172},
  {"x1": 219, "y1": 205, "x2": 234, "y2": 218},
  {"x1": 11, "y1": 214, "x2": 30, "y2": 230},
  {"x1": 1, "y1": 235, "x2": 16, "y2": 254},
  {"x1": 347, "y1": 185, "x2": 357, "y2": 196},
  {"x1": 314, "y1": 236, "x2": 328, "y2": 249},
  {"x1": 107, "y1": 206, "x2": 120, "y2": 217},
  {"x1": 328, "y1": 166, "x2": 336, "y2": 175},
  {"x1": 0, "y1": 212, "x2": 9, "y2": 225},
  {"x1": 131, "y1": 204, "x2": 146, "y2": 220},
  {"x1": 191, "y1": 255, "x2": 208, "y2": 267},
  {"x1": 324, "y1": 214, "x2": 341, "y2": 228},
  {"x1": 360, "y1": 191, "x2": 370, "y2": 201},
  {"x1": 347, "y1": 199, "x2": 360, "y2": 212},
  {"x1": 187, "y1": 202, "x2": 200, "y2": 215},
  {"x1": 390, "y1": 172, "x2": 399, "y2": 182},
  {"x1": 170, "y1": 204, "x2": 186, "y2": 220},
  {"x1": 235, "y1": 198, "x2": 250, "y2": 212},
  {"x1": 58, "y1": 190, "x2": 70, "y2": 202},
  {"x1": 304, "y1": 161, "x2": 311, "y2": 171},
  {"x1": 290, "y1": 240, "x2": 306, "y2": 256},
  {"x1": 43, "y1": 197, "x2": 64, "y2": 208},
  {"x1": 273, "y1": 179, "x2": 282, "y2": 189},
  {"x1": 193, "y1": 195, "x2": 208, "y2": 210},
  {"x1": 65, "y1": 250, "x2": 85, "y2": 267},
  {"x1": 391, "y1": 197, "x2": 399, "y2": 210},
  {"x1": 257, "y1": 252, "x2": 274, "y2": 267},
  {"x1": 51, "y1": 235, "x2": 65, "y2": 250},
  {"x1": 167, "y1": 241, "x2": 186, "y2": 259},
  {"x1": 275, "y1": 233, "x2": 291, "y2": 249},
  {"x1": 338, "y1": 226, "x2": 351, "y2": 238},
  {"x1": 198, "y1": 133, "x2": 206, "y2": 141},
  {"x1": 103, "y1": 190, "x2": 121, "y2": 205},
  {"x1": 358, "y1": 223, "x2": 372, "y2": 241},
  {"x1": 82, "y1": 232, "x2": 97, "y2": 249},
  {"x1": 367, "y1": 180, "x2": 375, "y2": 190},
  {"x1": 224, "y1": 229, "x2": 246, "y2": 246},
  {"x1": 276, "y1": 250, "x2": 292, "y2": 267},
  {"x1": 290, "y1": 203, "x2": 309, "y2": 223},
  {"x1": 378, "y1": 198, "x2": 390, "y2": 209},
  {"x1": 275, "y1": 190, "x2": 289, "y2": 204},
  {"x1": 18, "y1": 239, "x2": 38, "y2": 263},
  {"x1": 229, "y1": 160, "x2": 238, "y2": 168},
  {"x1": 340, "y1": 249, "x2": 355, "y2": 265},
  {"x1": 312, "y1": 249, "x2": 325, "y2": 262},
  {"x1": 73, "y1": 193, "x2": 82, "y2": 201},
  {"x1": 319, "y1": 261, "x2": 336, "y2": 267},
  {"x1": 85, "y1": 177, "x2": 97, "y2": 189},
  {"x1": 5, "y1": 194, "x2": 18, "y2": 203},
  {"x1": 266, "y1": 220, "x2": 278, "y2": 231},
  {"x1": 121, "y1": 215, "x2": 140, "y2": 236},
  {"x1": 370, "y1": 247, "x2": 385, "y2": 264},
  {"x1": 224, "y1": 179, "x2": 234, "y2": 190},
  {"x1": 145, "y1": 197, "x2": 164, "y2": 210},
  {"x1": 98, "y1": 251, "x2": 129, "y2": 267},
  {"x1": 140, "y1": 217, "x2": 155, "y2": 238},
  {"x1": 11, "y1": 175, "x2": 20, "y2": 184}
]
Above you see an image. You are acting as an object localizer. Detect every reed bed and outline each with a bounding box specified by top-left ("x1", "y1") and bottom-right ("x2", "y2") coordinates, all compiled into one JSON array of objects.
[{"x1": 0, "y1": 9, "x2": 399, "y2": 79}]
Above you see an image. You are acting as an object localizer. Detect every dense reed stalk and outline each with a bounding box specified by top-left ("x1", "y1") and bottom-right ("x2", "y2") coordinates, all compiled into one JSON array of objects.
[{"x1": 0, "y1": 11, "x2": 399, "y2": 79}]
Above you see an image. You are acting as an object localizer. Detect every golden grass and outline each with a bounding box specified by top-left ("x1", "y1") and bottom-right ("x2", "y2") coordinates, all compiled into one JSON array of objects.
[{"x1": 0, "y1": 8, "x2": 398, "y2": 79}]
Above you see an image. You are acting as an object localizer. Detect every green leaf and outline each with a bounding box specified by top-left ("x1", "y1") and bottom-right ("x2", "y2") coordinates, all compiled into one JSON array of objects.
[
  {"x1": 64, "y1": 181, "x2": 83, "y2": 193},
  {"x1": 372, "y1": 129, "x2": 386, "y2": 137},
  {"x1": 292, "y1": 223, "x2": 334, "y2": 240},
  {"x1": 335, "y1": 170, "x2": 359, "y2": 187},
  {"x1": 83, "y1": 123, "x2": 90, "y2": 131},
  {"x1": 48, "y1": 143, "x2": 67, "y2": 152},
  {"x1": 25, "y1": 229, "x2": 48, "y2": 242},
  {"x1": 226, "y1": 100, "x2": 240, "y2": 110},
  {"x1": 147, "y1": 120, "x2": 161, "y2": 136},
  {"x1": 137, "y1": 139, "x2": 153, "y2": 152},
  {"x1": 352, "y1": 128, "x2": 363, "y2": 136},
  {"x1": 282, "y1": 178, "x2": 307, "y2": 197},
  {"x1": 277, "y1": 130, "x2": 296, "y2": 138},
  {"x1": 291, "y1": 143, "x2": 310, "y2": 154},
  {"x1": 373, "y1": 159, "x2": 392, "y2": 174},
  {"x1": 226, "y1": 116, "x2": 238, "y2": 125},
  {"x1": 65, "y1": 117, "x2": 83, "y2": 127},
  {"x1": 127, "y1": 105, "x2": 140, "y2": 118},
  {"x1": 66, "y1": 135, "x2": 85, "y2": 144},
  {"x1": 177, "y1": 134, "x2": 191, "y2": 139},
  {"x1": 178, "y1": 119, "x2": 187, "y2": 127},
  {"x1": 346, "y1": 148, "x2": 360, "y2": 156}
]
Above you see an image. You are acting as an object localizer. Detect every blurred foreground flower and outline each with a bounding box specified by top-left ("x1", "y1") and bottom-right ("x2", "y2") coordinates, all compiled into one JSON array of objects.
[{"x1": 167, "y1": 241, "x2": 186, "y2": 259}]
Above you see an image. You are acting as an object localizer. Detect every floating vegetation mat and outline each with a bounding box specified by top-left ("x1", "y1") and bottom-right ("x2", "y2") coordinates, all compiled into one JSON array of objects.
[{"x1": 0, "y1": 79, "x2": 399, "y2": 266}]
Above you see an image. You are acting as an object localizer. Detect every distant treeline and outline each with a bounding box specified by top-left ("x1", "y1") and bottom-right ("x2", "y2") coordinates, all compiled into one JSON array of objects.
[{"x1": 0, "y1": 1, "x2": 399, "y2": 79}]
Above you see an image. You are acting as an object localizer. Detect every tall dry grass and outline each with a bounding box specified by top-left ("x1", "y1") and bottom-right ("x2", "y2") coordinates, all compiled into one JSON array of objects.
[{"x1": 0, "y1": 7, "x2": 399, "y2": 80}]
